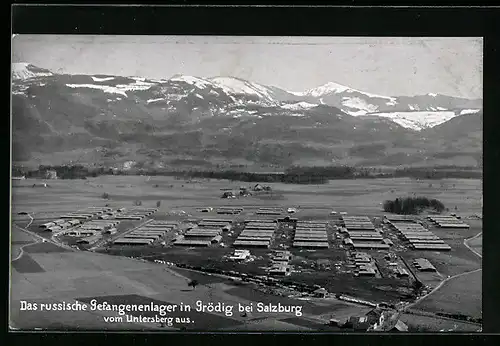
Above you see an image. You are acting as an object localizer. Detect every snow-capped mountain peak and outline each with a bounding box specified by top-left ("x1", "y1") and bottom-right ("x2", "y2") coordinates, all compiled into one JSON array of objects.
[
  {"x1": 300, "y1": 81, "x2": 351, "y2": 97},
  {"x1": 11, "y1": 63, "x2": 482, "y2": 133},
  {"x1": 169, "y1": 75, "x2": 213, "y2": 89},
  {"x1": 209, "y1": 76, "x2": 274, "y2": 101},
  {"x1": 297, "y1": 81, "x2": 396, "y2": 102},
  {"x1": 12, "y1": 62, "x2": 53, "y2": 80}
]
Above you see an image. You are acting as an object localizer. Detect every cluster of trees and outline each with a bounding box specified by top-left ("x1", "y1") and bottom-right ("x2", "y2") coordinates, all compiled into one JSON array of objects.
[
  {"x1": 20, "y1": 165, "x2": 116, "y2": 180},
  {"x1": 13, "y1": 163, "x2": 481, "y2": 183},
  {"x1": 393, "y1": 166, "x2": 482, "y2": 180},
  {"x1": 383, "y1": 196, "x2": 445, "y2": 215},
  {"x1": 166, "y1": 170, "x2": 328, "y2": 184},
  {"x1": 285, "y1": 165, "x2": 356, "y2": 179}
]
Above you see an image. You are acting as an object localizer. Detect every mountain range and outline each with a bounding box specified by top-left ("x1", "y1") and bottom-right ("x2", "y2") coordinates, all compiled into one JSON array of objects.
[{"x1": 11, "y1": 63, "x2": 482, "y2": 171}]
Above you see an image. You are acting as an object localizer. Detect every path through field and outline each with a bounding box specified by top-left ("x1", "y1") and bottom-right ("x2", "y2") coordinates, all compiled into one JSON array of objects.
[{"x1": 403, "y1": 230, "x2": 482, "y2": 320}]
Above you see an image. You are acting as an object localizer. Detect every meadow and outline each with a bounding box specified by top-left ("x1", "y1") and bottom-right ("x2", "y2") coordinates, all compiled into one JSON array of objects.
[
  {"x1": 11, "y1": 176, "x2": 482, "y2": 218},
  {"x1": 412, "y1": 269, "x2": 482, "y2": 319}
]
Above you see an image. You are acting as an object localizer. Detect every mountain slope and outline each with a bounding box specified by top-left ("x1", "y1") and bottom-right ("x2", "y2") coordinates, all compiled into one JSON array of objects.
[
  {"x1": 10, "y1": 64, "x2": 482, "y2": 169},
  {"x1": 12, "y1": 63, "x2": 53, "y2": 80}
]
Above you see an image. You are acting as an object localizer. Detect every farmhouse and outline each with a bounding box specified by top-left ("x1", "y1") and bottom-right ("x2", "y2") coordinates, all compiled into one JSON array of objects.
[
  {"x1": 313, "y1": 288, "x2": 328, "y2": 298},
  {"x1": 221, "y1": 191, "x2": 236, "y2": 199},
  {"x1": 346, "y1": 316, "x2": 371, "y2": 330},
  {"x1": 253, "y1": 184, "x2": 264, "y2": 191}
]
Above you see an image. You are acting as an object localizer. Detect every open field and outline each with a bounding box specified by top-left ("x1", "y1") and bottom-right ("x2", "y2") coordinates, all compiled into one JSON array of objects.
[
  {"x1": 9, "y1": 236, "x2": 362, "y2": 331},
  {"x1": 400, "y1": 312, "x2": 481, "y2": 332},
  {"x1": 10, "y1": 175, "x2": 482, "y2": 331},
  {"x1": 411, "y1": 269, "x2": 482, "y2": 319},
  {"x1": 11, "y1": 225, "x2": 37, "y2": 261},
  {"x1": 11, "y1": 176, "x2": 482, "y2": 216}
]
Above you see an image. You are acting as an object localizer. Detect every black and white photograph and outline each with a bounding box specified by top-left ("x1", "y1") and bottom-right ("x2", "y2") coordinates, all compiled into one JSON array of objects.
[{"x1": 10, "y1": 35, "x2": 483, "y2": 332}]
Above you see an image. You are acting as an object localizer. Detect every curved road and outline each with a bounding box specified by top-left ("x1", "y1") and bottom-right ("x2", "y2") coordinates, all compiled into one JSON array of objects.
[
  {"x1": 12, "y1": 214, "x2": 37, "y2": 262},
  {"x1": 12, "y1": 213, "x2": 75, "y2": 262},
  {"x1": 403, "y1": 231, "x2": 483, "y2": 312}
]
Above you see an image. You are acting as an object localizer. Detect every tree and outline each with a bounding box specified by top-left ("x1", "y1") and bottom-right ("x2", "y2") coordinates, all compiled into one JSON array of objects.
[
  {"x1": 188, "y1": 280, "x2": 199, "y2": 290},
  {"x1": 383, "y1": 196, "x2": 445, "y2": 215},
  {"x1": 102, "y1": 192, "x2": 109, "y2": 199},
  {"x1": 156, "y1": 200, "x2": 162, "y2": 208}
]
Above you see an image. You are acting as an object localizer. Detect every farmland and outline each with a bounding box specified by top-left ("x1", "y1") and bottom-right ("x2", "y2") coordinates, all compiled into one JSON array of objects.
[{"x1": 10, "y1": 175, "x2": 482, "y2": 331}]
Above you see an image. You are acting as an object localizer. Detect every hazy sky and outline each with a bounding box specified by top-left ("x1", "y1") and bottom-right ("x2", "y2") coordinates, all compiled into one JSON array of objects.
[{"x1": 11, "y1": 35, "x2": 483, "y2": 98}]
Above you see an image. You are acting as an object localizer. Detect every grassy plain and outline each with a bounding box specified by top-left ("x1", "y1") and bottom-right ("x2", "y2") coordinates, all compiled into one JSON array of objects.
[
  {"x1": 10, "y1": 175, "x2": 482, "y2": 331},
  {"x1": 412, "y1": 269, "x2": 482, "y2": 319}
]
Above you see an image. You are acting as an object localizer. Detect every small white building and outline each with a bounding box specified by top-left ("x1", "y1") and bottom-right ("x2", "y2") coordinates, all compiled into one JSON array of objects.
[{"x1": 229, "y1": 249, "x2": 251, "y2": 261}]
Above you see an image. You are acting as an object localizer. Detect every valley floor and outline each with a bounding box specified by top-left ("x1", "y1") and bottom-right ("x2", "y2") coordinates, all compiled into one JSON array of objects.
[{"x1": 10, "y1": 176, "x2": 482, "y2": 331}]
